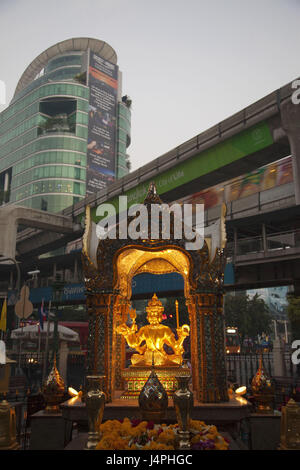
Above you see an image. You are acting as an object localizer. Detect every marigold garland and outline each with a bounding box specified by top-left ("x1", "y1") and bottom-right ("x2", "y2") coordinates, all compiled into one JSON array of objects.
[{"x1": 95, "y1": 418, "x2": 229, "y2": 450}]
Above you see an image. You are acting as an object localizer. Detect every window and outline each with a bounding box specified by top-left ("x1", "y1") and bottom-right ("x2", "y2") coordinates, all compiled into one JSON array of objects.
[{"x1": 38, "y1": 97, "x2": 77, "y2": 136}]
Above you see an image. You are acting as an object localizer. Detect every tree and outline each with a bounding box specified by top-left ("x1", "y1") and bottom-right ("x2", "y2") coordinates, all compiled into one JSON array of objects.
[
  {"x1": 224, "y1": 292, "x2": 272, "y2": 342},
  {"x1": 287, "y1": 295, "x2": 300, "y2": 342}
]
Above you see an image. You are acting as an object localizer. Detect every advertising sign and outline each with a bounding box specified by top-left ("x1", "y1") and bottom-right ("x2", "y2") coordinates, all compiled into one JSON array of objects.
[
  {"x1": 8, "y1": 284, "x2": 86, "y2": 305},
  {"x1": 61, "y1": 284, "x2": 86, "y2": 301},
  {"x1": 86, "y1": 51, "x2": 118, "y2": 193}
]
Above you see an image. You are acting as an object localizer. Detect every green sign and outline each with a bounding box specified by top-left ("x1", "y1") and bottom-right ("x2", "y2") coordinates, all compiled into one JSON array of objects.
[{"x1": 86, "y1": 121, "x2": 273, "y2": 222}]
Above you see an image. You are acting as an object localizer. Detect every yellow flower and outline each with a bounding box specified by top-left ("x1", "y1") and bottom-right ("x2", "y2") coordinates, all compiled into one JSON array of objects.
[
  {"x1": 169, "y1": 424, "x2": 178, "y2": 429},
  {"x1": 190, "y1": 420, "x2": 206, "y2": 432},
  {"x1": 157, "y1": 430, "x2": 176, "y2": 445},
  {"x1": 100, "y1": 419, "x2": 122, "y2": 434},
  {"x1": 96, "y1": 418, "x2": 227, "y2": 451},
  {"x1": 148, "y1": 441, "x2": 174, "y2": 450},
  {"x1": 215, "y1": 441, "x2": 228, "y2": 450},
  {"x1": 136, "y1": 421, "x2": 148, "y2": 433},
  {"x1": 148, "y1": 429, "x2": 158, "y2": 439},
  {"x1": 214, "y1": 436, "x2": 229, "y2": 450}
]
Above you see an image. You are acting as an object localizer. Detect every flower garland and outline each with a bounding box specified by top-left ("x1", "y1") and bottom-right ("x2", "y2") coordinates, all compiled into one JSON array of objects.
[{"x1": 95, "y1": 418, "x2": 229, "y2": 450}]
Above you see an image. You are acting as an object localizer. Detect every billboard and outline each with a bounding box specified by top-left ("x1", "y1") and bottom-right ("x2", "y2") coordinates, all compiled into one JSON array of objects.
[
  {"x1": 172, "y1": 156, "x2": 293, "y2": 210},
  {"x1": 7, "y1": 283, "x2": 86, "y2": 306},
  {"x1": 86, "y1": 51, "x2": 118, "y2": 194}
]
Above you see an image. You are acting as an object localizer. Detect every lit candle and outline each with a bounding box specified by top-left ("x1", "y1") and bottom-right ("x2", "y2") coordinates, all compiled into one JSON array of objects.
[{"x1": 175, "y1": 300, "x2": 179, "y2": 329}]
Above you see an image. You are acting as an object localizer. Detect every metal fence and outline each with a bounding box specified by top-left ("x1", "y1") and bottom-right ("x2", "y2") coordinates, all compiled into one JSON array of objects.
[
  {"x1": 226, "y1": 351, "x2": 300, "y2": 409},
  {"x1": 226, "y1": 352, "x2": 273, "y2": 387},
  {"x1": 225, "y1": 351, "x2": 296, "y2": 387}
]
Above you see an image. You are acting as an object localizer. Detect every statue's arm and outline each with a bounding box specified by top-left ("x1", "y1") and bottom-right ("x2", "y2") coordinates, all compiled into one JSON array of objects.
[
  {"x1": 164, "y1": 326, "x2": 189, "y2": 354},
  {"x1": 163, "y1": 329, "x2": 178, "y2": 353},
  {"x1": 175, "y1": 325, "x2": 190, "y2": 352},
  {"x1": 118, "y1": 326, "x2": 144, "y2": 351}
]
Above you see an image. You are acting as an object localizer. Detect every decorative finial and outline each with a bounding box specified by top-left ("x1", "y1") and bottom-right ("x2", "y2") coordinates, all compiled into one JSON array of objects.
[
  {"x1": 143, "y1": 182, "x2": 162, "y2": 205},
  {"x1": 42, "y1": 355, "x2": 65, "y2": 413},
  {"x1": 251, "y1": 352, "x2": 274, "y2": 414},
  {"x1": 146, "y1": 293, "x2": 164, "y2": 312}
]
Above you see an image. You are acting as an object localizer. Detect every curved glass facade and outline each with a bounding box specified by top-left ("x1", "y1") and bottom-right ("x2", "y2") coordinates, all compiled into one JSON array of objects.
[
  {"x1": 0, "y1": 74, "x2": 89, "y2": 211},
  {"x1": 0, "y1": 42, "x2": 131, "y2": 213}
]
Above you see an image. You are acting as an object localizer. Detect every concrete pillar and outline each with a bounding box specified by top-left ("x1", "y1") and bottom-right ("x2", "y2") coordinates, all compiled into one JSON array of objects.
[
  {"x1": 0, "y1": 210, "x2": 17, "y2": 259},
  {"x1": 280, "y1": 100, "x2": 300, "y2": 205},
  {"x1": 262, "y1": 223, "x2": 267, "y2": 255},
  {"x1": 4, "y1": 172, "x2": 9, "y2": 192},
  {"x1": 284, "y1": 321, "x2": 289, "y2": 343},
  {"x1": 273, "y1": 337, "x2": 286, "y2": 377},
  {"x1": 233, "y1": 227, "x2": 238, "y2": 263},
  {"x1": 58, "y1": 341, "x2": 69, "y2": 383}
]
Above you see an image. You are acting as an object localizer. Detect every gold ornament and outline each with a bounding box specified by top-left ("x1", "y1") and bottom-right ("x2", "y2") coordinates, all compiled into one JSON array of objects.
[
  {"x1": 120, "y1": 366, "x2": 190, "y2": 398},
  {"x1": 42, "y1": 355, "x2": 65, "y2": 413},
  {"x1": 138, "y1": 355, "x2": 168, "y2": 423},
  {"x1": 251, "y1": 355, "x2": 274, "y2": 414},
  {"x1": 85, "y1": 376, "x2": 106, "y2": 450},
  {"x1": 279, "y1": 399, "x2": 300, "y2": 450},
  {"x1": 173, "y1": 375, "x2": 193, "y2": 449},
  {"x1": 0, "y1": 400, "x2": 19, "y2": 450}
]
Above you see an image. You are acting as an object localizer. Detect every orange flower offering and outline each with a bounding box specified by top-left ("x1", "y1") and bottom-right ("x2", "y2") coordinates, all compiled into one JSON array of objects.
[{"x1": 95, "y1": 418, "x2": 229, "y2": 450}]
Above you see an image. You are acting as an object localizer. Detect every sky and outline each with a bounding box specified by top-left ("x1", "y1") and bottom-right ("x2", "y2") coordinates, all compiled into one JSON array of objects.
[{"x1": 1, "y1": 0, "x2": 300, "y2": 172}]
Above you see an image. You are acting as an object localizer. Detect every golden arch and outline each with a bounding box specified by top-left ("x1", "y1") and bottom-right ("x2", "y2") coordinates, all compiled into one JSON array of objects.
[
  {"x1": 110, "y1": 244, "x2": 194, "y2": 399},
  {"x1": 114, "y1": 245, "x2": 192, "y2": 300}
]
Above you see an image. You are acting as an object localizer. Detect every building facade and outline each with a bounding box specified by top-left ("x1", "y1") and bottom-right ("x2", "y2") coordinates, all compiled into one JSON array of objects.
[{"x1": 0, "y1": 38, "x2": 131, "y2": 212}]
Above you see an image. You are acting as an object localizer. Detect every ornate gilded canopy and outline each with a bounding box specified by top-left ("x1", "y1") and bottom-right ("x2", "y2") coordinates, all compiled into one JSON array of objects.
[
  {"x1": 82, "y1": 182, "x2": 227, "y2": 298},
  {"x1": 81, "y1": 182, "x2": 229, "y2": 403}
]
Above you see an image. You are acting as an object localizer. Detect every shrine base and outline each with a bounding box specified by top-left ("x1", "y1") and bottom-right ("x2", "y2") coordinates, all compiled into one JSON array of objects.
[{"x1": 120, "y1": 366, "x2": 191, "y2": 398}]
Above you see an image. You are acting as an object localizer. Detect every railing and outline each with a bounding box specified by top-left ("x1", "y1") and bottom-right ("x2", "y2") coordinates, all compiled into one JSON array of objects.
[
  {"x1": 227, "y1": 229, "x2": 300, "y2": 261},
  {"x1": 67, "y1": 352, "x2": 87, "y2": 391},
  {"x1": 9, "y1": 352, "x2": 45, "y2": 368},
  {"x1": 226, "y1": 352, "x2": 274, "y2": 387},
  {"x1": 225, "y1": 351, "x2": 296, "y2": 386}
]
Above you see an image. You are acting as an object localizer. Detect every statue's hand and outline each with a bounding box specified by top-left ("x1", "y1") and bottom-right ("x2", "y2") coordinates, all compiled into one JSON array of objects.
[
  {"x1": 136, "y1": 344, "x2": 147, "y2": 355},
  {"x1": 116, "y1": 324, "x2": 130, "y2": 336},
  {"x1": 130, "y1": 322, "x2": 138, "y2": 333},
  {"x1": 177, "y1": 324, "x2": 190, "y2": 339}
]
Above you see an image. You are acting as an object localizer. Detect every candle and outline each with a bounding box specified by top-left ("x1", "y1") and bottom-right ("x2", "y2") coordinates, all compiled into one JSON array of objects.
[{"x1": 175, "y1": 300, "x2": 179, "y2": 329}]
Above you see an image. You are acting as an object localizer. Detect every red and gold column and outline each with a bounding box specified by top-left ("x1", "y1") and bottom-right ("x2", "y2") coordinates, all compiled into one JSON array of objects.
[
  {"x1": 87, "y1": 292, "x2": 114, "y2": 402},
  {"x1": 191, "y1": 291, "x2": 228, "y2": 403}
]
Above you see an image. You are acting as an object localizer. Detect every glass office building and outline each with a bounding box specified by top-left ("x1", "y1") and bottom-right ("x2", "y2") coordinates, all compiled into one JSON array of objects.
[{"x1": 0, "y1": 38, "x2": 131, "y2": 212}]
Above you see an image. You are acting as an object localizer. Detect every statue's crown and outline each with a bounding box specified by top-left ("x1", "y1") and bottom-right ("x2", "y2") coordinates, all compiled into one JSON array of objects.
[{"x1": 146, "y1": 293, "x2": 164, "y2": 312}]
